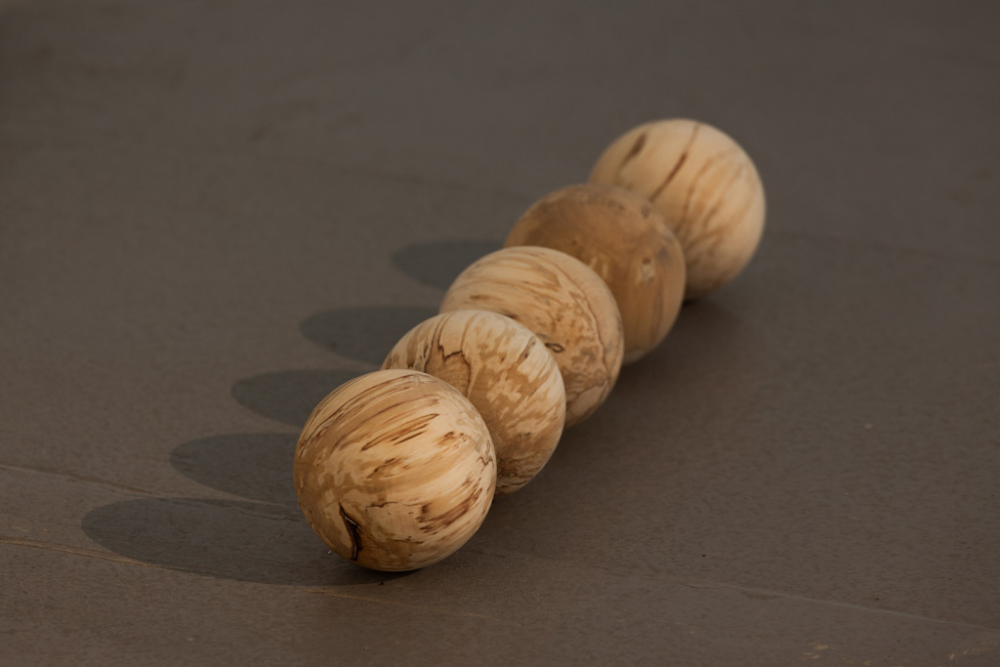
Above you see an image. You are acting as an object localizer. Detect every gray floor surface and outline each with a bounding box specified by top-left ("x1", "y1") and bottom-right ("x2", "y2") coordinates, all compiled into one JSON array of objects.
[{"x1": 1, "y1": 1, "x2": 998, "y2": 665}]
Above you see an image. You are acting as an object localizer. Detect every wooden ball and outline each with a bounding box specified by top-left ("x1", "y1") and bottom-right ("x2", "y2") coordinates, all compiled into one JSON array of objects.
[
  {"x1": 383, "y1": 310, "x2": 565, "y2": 496},
  {"x1": 440, "y1": 247, "x2": 624, "y2": 427},
  {"x1": 589, "y1": 119, "x2": 765, "y2": 299},
  {"x1": 505, "y1": 183, "x2": 686, "y2": 364},
  {"x1": 294, "y1": 369, "x2": 496, "y2": 571}
]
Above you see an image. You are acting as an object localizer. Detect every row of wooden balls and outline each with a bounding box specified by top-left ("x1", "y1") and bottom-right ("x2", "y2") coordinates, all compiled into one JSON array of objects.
[{"x1": 294, "y1": 119, "x2": 766, "y2": 571}]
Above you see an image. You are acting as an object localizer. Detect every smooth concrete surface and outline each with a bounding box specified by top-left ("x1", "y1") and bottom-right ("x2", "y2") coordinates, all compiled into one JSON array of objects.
[{"x1": 1, "y1": 1, "x2": 998, "y2": 665}]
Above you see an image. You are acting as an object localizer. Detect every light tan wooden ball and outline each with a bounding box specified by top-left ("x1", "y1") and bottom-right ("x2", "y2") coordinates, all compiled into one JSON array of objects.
[
  {"x1": 440, "y1": 247, "x2": 624, "y2": 427},
  {"x1": 504, "y1": 183, "x2": 686, "y2": 364},
  {"x1": 589, "y1": 119, "x2": 765, "y2": 299},
  {"x1": 294, "y1": 369, "x2": 496, "y2": 571},
  {"x1": 383, "y1": 310, "x2": 566, "y2": 496}
]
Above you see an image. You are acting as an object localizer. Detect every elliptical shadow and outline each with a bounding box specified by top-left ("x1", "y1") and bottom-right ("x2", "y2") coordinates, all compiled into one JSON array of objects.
[
  {"x1": 81, "y1": 497, "x2": 410, "y2": 586},
  {"x1": 299, "y1": 306, "x2": 437, "y2": 366},
  {"x1": 391, "y1": 240, "x2": 502, "y2": 290},
  {"x1": 170, "y1": 433, "x2": 299, "y2": 506},
  {"x1": 231, "y1": 368, "x2": 364, "y2": 427}
]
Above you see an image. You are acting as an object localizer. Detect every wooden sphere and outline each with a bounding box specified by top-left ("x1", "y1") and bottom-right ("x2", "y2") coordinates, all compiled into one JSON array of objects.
[
  {"x1": 505, "y1": 183, "x2": 686, "y2": 364},
  {"x1": 440, "y1": 247, "x2": 624, "y2": 427},
  {"x1": 294, "y1": 369, "x2": 496, "y2": 571},
  {"x1": 589, "y1": 119, "x2": 765, "y2": 299},
  {"x1": 383, "y1": 310, "x2": 565, "y2": 496}
]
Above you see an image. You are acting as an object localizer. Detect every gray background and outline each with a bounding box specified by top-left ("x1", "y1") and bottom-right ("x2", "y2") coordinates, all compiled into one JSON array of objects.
[{"x1": 1, "y1": 1, "x2": 998, "y2": 665}]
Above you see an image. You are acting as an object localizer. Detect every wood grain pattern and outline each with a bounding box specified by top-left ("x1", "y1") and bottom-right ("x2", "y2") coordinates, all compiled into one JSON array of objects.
[
  {"x1": 505, "y1": 183, "x2": 686, "y2": 364},
  {"x1": 589, "y1": 119, "x2": 766, "y2": 299},
  {"x1": 294, "y1": 369, "x2": 496, "y2": 571},
  {"x1": 440, "y1": 247, "x2": 624, "y2": 427},
  {"x1": 383, "y1": 310, "x2": 566, "y2": 496}
]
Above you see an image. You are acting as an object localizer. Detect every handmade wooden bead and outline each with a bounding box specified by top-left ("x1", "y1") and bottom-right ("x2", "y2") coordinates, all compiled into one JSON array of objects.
[
  {"x1": 294, "y1": 369, "x2": 496, "y2": 571},
  {"x1": 505, "y1": 183, "x2": 686, "y2": 364},
  {"x1": 589, "y1": 119, "x2": 765, "y2": 299},
  {"x1": 383, "y1": 310, "x2": 566, "y2": 496},
  {"x1": 440, "y1": 246, "x2": 624, "y2": 427}
]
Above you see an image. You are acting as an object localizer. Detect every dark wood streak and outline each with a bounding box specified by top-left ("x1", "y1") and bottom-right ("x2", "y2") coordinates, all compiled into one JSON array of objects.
[
  {"x1": 339, "y1": 503, "x2": 363, "y2": 560},
  {"x1": 680, "y1": 153, "x2": 722, "y2": 227},
  {"x1": 568, "y1": 266, "x2": 615, "y2": 373},
  {"x1": 547, "y1": 260, "x2": 619, "y2": 416},
  {"x1": 648, "y1": 123, "x2": 700, "y2": 203},
  {"x1": 387, "y1": 425, "x2": 433, "y2": 447},
  {"x1": 620, "y1": 131, "x2": 647, "y2": 168},
  {"x1": 360, "y1": 410, "x2": 438, "y2": 450},
  {"x1": 306, "y1": 380, "x2": 433, "y2": 456},
  {"x1": 371, "y1": 457, "x2": 401, "y2": 475},
  {"x1": 436, "y1": 321, "x2": 473, "y2": 392},
  {"x1": 420, "y1": 486, "x2": 483, "y2": 533},
  {"x1": 690, "y1": 159, "x2": 746, "y2": 250}
]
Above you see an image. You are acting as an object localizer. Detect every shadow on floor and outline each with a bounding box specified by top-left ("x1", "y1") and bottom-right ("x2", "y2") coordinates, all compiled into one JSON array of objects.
[
  {"x1": 390, "y1": 239, "x2": 501, "y2": 290},
  {"x1": 81, "y1": 261, "x2": 513, "y2": 586},
  {"x1": 170, "y1": 432, "x2": 299, "y2": 506},
  {"x1": 231, "y1": 368, "x2": 364, "y2": 427},
  {"x1": 300, "y1": 306, "x2": 437, "y2": 366},
  {"x1": 82, "y1": 497, "x2": 408, "y2": 586}
]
